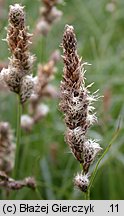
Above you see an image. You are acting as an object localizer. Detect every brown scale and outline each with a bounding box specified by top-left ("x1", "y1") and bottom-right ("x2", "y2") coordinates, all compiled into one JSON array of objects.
[
  {"x1": 74, "y1": 174, "x2": 89, "y2": 192},
  {"x1": 64, "y1": 97, "x2": 89, "y2": 129},
  {"x1": 20, "y1": 77, "x2": 34, "y2": 104},
  {"x1": 82, "y1": 145, "x2": 95, "y2": 173},
  {"x1": 65, "y1": 115, "x2": 88, "y2": 130},
  {"x1": 9, "y1": 5, "x2": 25, "y2": 29},
  {"x1": 77, "y1": 183, "x2": 88, "y2": 193},
  {"x1": 7, "y1": 19, "x2": 32, "y2": 75},
  {"x1": 0, "y1": 122, "x2": 15, "y2": 174},
  {"x1": 65, "y1": 129, "x2": 86, "y2": 163},
  {"x1": 7, "y1": 27, "x2": 19, "y2": 52},
  {"x1": 4, "y1": 69, "x2": 21, "y2": 93}
]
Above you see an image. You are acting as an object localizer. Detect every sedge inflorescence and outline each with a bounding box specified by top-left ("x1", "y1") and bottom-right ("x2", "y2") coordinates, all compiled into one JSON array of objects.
[
  {"x1": 36, "y1": 0, "x2": 63, "y2": 36},
  {"x1": 59, "y1": 25, "x2": 102, "y2": 192},
  {"x1": 21, "y1": 50, "x2": 60, "y2": 132},
  {"x1": 0, "y1": 122, "x2": 15, "y2": 175},
  {"x1": 0, "y1": 171, "x2": 36, "y2": 190},
  {"x1": 0, "y1": 4, "x2": 37, "y2": 192},
  {"x1": 0, "y1": 4, "x2": 35, "y2": 104}
]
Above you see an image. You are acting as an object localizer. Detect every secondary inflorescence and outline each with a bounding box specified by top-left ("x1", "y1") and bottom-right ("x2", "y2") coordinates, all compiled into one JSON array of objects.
[
  {"x1": 0, "y1": 171, "x2": 36, "y2": 190},
  {"x1": 36, "y1": 0, "x2": 63, "y2": 36},
  {"x1": 21, "y1": 50, "x2": 60, "y2": 132},
  {"x1": 0, "y1": 122, "x2": 15, "y2": 175},
  {"x1": 0, "y1": 4, "x2": 35, "y2": 104}
]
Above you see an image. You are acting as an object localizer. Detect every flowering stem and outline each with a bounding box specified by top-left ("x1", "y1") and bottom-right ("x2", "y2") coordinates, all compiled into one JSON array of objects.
[
  {"x1": 13, "y1": 95, "x2": 22, "y2": 179},
  {"x1": 86, "y1": 127, "x2": 120, "y2": 200},
  {"x1": 20, "y1": 134, "x2": 30, "y2": 175},
  {"x1": 35, "y1": 187, "x2": 43, "y2": 200}
]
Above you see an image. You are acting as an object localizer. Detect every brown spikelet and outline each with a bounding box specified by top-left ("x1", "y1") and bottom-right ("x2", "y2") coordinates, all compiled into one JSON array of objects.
[
  {"x1": 0, "y1": 122, "x2": 15, "y2": 174},
  {"x1": 7, "y1": 4, "x2": 34, "y2": 74},
  {"x1": 74, "y1": 173, "x2": 89, "y2": 192},
  {"x1": 36, "y1": 0, "x2": 63, "y2": 36},
  {"x1": 34, "y1": 50, "x2": 60, "y2": 99},
  {"x1": 21, "y1": 50, "x2": 60, "y2": 131},
  {"x1": 0, "y1": 171, "x2": 36, "y2": 190}
]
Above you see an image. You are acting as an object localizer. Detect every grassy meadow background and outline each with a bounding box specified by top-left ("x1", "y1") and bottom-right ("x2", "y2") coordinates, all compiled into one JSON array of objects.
[{"x1": 0, "y1": 0, "x2": 124, "y2": 199}]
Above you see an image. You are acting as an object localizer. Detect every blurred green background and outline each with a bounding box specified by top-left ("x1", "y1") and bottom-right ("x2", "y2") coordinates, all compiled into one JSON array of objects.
[{"x1": 0, "y1": 0, "x2": 124, "y2": 200}]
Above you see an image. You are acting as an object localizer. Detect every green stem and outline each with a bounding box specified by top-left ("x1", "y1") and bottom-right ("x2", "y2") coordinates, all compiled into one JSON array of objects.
[
  {"x1": 86, "y1": 128, "x2": 120, "y2": 200},
  {"x1": 13, "y1": 95, "x2": 22, "y2": 179},
  {"x1": 35, "y1": 187, "x2": 43, "y2": 200},
  {"x1": 41, "y1": 36, "x2": 47, "y2": 63},
  {"x1": 20, "y1": 134, "x2": 30, "y2": 175}
]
